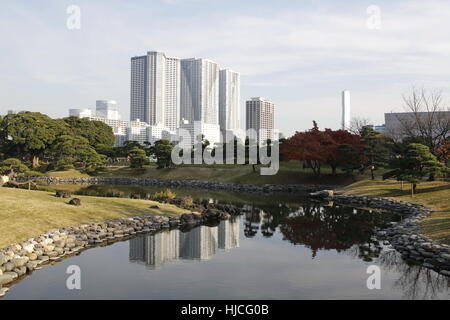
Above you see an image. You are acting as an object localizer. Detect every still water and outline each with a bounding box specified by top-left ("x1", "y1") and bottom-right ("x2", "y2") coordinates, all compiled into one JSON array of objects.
[{"x1": 4, "y1": 186, "x2": 450, "y2": 299}]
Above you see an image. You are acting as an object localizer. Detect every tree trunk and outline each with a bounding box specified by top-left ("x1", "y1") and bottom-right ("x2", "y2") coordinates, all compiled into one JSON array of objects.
[
  {"x1": 32, "y1": 155, "x2": 39, "y2": 168},
  {"x1": 370, "y1": 168, "x2": 375, "y2": 180},
  {"x1": 331, "y1": 166, "x2": 336, "y2": 175}
]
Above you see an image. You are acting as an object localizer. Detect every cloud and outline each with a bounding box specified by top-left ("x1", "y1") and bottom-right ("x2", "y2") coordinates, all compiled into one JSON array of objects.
[{"x1": 1, "y1": 0, "x2": 450, "y2": 134}]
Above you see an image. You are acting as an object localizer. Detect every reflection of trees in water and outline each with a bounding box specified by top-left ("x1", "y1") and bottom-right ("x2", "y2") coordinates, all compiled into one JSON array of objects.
[
  {"x1": 279, "y1": 204, "x2": 391, "y2": 258},
  {"x1": 377, "y1": 250, "x2": 450, "y2": 300}
]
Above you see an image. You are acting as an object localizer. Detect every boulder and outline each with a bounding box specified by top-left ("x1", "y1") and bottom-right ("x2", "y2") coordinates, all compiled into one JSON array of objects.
[
  {"x1": 69, "y1": 198, "x2": 81, "y2": 206},
  {"x1": 0, "y1": 274, "x2": 14, "y2": 286},
  {"x1": 309, "y1": 190, "x2": 334, "y2": 198},
  {"x1": 56, "y1": 190, "x2": 71, "y2": 198}
]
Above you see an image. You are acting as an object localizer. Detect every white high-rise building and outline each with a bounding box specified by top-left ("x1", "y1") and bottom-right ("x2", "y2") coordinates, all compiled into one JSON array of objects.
[
  {"x1": 130, "y1": 51, "x2": 181, "y2": 130},
  {"x1": 96, "y1": 100, "x2": 120, "y2": 120},
  {"x1": 219, "y1": 69, "x2": 240, "y2": 138},
  {"x1": 180, "y1": 58, "x2": 219, "y2": 125},
  {"x1": 69, "y1": 108, "x2": 92, "y2": 118},
  {"x1": 246, "y1": 97, "x2": 275, "y2": 145},
  {"x1": 341, "y1": 90, "x2": 351, "y2": 130}
]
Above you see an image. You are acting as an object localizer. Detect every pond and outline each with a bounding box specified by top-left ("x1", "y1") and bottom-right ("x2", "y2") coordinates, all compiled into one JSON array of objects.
[{"x1": 3, "y1": 185, "x2": 450, "y2": 299}]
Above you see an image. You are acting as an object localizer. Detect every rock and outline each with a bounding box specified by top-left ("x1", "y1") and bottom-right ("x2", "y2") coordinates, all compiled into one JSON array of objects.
[
  {"x1": 0, "y1": 253, "x2": 8, "y2": 265},
  {"x1": 0, "y1": 274, "x2": 15, "y2": 285},
  {"x1": 56, "y1": 190, "x2": 71, "y2": 198},
  {"x1": 11, "y1": 257, "x2": 28, "y2": 268},
  {"x1": 26, "y1": 252, "x2": 38, "y2": 261},
  {"x1": 0, "y1": 287, "x2": 9, "y2": 298},
  {"x1": 22, "y1": 243, "x2": 35, "y2": 253},
  {"x1": 69, "y1": 198, "x2": 81, "y2": 206},
  {"x1": 309, "y1": 190, "x2": 334, "y2": 198},
  {"x1": 439, "y1": 270, "x2": 450, "y2": 277},
  {"x1": 26, "y1": 261, "x2": 39, "y2": 272},
  {"x1": 3, "y1": 262, "x2": 15, "y2": 272},
  {"x1": 14, "y1": 266, "x2": 27, "y2": 276}
]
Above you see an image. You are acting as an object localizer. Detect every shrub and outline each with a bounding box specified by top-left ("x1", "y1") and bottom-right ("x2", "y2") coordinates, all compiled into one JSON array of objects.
[
  {"x1": 153, "y1": 189, "x2": 176, "y2": 201},
  {"x1": 181, "y1": 196, "x2": 194, "y2": 208}
]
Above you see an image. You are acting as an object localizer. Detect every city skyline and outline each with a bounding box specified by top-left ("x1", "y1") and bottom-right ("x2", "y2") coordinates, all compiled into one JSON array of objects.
[{"x1": 1, "y1": 1, "x2": 450, "y2": 136}]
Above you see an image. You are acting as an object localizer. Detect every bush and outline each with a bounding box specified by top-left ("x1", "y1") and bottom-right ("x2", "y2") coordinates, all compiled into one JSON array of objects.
[
  {"x1": 153, "y1": 189, "x2": 176, "y2": 201},
  {"x1": 181, "y1": 196, "x2": 194, "y2": 208}
]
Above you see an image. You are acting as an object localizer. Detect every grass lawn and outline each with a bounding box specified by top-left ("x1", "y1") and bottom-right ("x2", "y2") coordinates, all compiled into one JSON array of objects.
[
  {"x1": 342, "y1": 179, "x2": 450, "y2": 244},
  {"x1": 45, "y1": 169, "x2": 91, "y2": 178},
  {"x1": 96, "y1": 161, "x2": 360, "y2": 186},
  {"x1": 0, "y1": 187, "x2": 195, "y2": 249}
]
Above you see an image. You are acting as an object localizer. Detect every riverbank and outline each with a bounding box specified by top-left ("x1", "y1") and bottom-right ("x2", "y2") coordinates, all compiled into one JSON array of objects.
[
  {"x1": 18, "y1": 176, "x2": 336, "y2": 194},
  {"x1": 0, "y1": 188, "x2": 242, "y2": 297},
  {"x1": 91, "y1": 162, "x2": 360, "y2": 186},
  {"x1": 341, "y1": 180, "x2": 450, "y2": 244},
  {"x1": 0, "y1": 187, "x2": 193, "y2": 249}
]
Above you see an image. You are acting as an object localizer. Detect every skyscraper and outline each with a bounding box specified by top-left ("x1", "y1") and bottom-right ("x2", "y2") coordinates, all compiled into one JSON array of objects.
[
  {"x1": 246, "y1": 97, "x2": 275, "y2": 145},
  {"x1": 96, "y1": 100, "x2": 119, "y2": 120},
  {"x1": 180, "y1": 58, "x2": 219, "y2": 125},
  {"x1": 130, "y1": 51, "x2": 180, "y2": 130},
  {"x1": 341, "y1": 90, "x2": 351, "y2": 130},
  {"x1": 219, "y1": 69, "x2": 240, "y2": 135}
]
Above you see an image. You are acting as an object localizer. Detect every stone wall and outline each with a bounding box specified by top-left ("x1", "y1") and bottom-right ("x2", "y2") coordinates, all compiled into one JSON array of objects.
[
  {"x1": 16, "y1": 176, "x2": 335, "y2": 194},
  {"x1": 324, "y1": 193, "x2": 450, "y2": 277}
]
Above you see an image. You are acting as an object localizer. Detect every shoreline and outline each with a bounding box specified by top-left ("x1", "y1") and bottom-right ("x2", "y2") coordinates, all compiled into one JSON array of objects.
[
  {"x1": 16, "y1": 176, "x2": 336, "y2": 194},
  {"x1": 317, "y1": 191, "x2": 450, "y2": 277},
  {"x1": 0, "y1": 197, "x2": 242, "y2": 298}
]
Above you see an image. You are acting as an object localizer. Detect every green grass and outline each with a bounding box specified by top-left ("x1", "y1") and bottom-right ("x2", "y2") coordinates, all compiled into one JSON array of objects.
[
  {"x1": 95, "y1": 162, "x2": 359, "y2": 186},
  {"x1": 0, "y1": 187, "x2": 196, "y2": 249},
  {"x1": 342, "y1": 179, "x2": 450, "y2": 244},
  {"x1": 45, "y1": 169, "x2": 90, "y2": 178}
]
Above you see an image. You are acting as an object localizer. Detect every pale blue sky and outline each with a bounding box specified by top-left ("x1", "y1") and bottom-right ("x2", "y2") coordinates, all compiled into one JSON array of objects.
[{"x1": 1, "y1": 0, "x2": 450, "y2": 136}]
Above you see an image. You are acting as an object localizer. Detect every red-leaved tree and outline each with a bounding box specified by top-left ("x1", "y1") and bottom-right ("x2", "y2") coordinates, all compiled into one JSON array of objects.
[{"x1": 281, "y1": 121, "x2": 365, "y2": 175}]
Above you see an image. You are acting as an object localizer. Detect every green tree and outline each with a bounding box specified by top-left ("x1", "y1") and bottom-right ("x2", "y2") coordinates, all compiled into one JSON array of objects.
[
  {"x1": 0, "y1": 158, "x2": 31, "y2": 176},
  {"x1": 51, "y1": 135, "x2": 105, "y2": 170},
  {"x1": 154, "y1": 139, "x2": 173, "y2": 169},
  {"x1": 0, "y1": 112, "x2": 68, "y2": 167},
  {"x1": 128, "y1": 146, "x2": 149, "y2": 168},
  {"x1": 383, "y1": 143, "x2": 447, "y2": 195},
  {"x1": 63, "y1": 116, "x2": 115, "y2": 150},
  {"x1": 360, "y1": 127, "x2": 392, "y2": 180}
]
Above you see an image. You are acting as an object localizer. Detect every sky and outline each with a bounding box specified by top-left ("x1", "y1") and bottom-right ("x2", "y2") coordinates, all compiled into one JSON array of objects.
[{"x1": 1, "y1": 0, "x2": 450, "y2": 137}]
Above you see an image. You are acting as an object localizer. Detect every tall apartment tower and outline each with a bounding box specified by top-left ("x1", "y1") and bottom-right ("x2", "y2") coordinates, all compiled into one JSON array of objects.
[
  {"x1": 341, "y1": 90, "x2": 351, "y2": 130},
  {"x1": 130, "y1": 51, "x2": 180, "y2": 130},
  {"x1": 219, "y1": 69, "x2": 240, "y2": 134},
  {"x1": 246, "y1": 97, "x2": 275, "y2": 145},
  {"x1": 180, "y1": 58, "x2": 219, "y2": 125}
]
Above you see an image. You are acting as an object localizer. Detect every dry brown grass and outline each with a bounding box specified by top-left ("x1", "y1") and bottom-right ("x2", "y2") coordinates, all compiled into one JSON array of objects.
[{"x1": 0, "y1": 187, "x2": 194, "y2": 249}]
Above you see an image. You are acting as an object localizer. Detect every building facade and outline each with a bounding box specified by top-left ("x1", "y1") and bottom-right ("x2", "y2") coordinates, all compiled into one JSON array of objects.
[
  {"x1": 69, "y1": 108, "x2": 92, "y2": 118},
  {"x1": 385, "y1": 111, "x2": 450, "y2": 140},
  {"x1": 130, "y1": 51, "x2": 181, "y2": 130},
  {"x1": 96, "y1": 100, "x2": 119, "y2": 120},
  {"x1": 180, "y1": 58, "x2": 219, "y2": 125},
  {"x1": 219, "y1": 69, "x2": 240, "y2": 139},
  {"x1": 341, "y1": 90, "x2": 351, "y2": 130},
  {"x1": 245, "y1": 97, "x2": 275, "y2": 145}
]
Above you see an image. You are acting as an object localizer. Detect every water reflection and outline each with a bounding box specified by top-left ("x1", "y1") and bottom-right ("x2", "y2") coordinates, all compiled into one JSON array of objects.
[{"x1": 129, "y1": 217, "x2": 240, "y2": 269}]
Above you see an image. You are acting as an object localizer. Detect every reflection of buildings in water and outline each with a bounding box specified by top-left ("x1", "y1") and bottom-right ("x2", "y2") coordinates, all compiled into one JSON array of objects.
[
  {"x1": 180, "y1": 225, "x2": 218, "y2": 260},
  {"x1": 129, "y1": 217, "x2": 241, "y2": 267},
  {"x1": 129, "y1": 229, "x2": 180, "y2": 269},
  {"x1": 218, "y1": 218, "x2": 240, "y2": 250}
]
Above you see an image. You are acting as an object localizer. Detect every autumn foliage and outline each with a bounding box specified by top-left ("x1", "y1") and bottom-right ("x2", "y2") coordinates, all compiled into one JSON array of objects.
[{"x1": 281, "y1": 121, "x2": 365, "y2": 175}]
